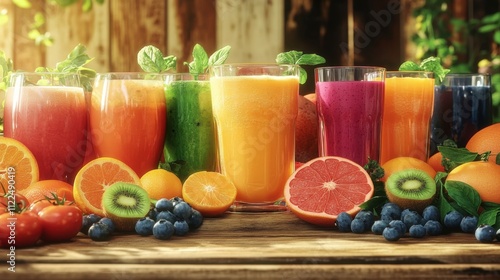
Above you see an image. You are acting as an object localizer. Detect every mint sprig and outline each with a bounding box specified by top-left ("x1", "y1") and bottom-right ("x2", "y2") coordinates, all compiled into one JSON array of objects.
[
  {"x1": 184, "y1": 44, "x2": 231, "y2": 77},
  {"x1": 0, "y1": 51, "x2": 13, "y2": 92},
  {"x1": 137, "y1": 45, "x2": 177, "y2": 73},
  {"x1": 398, "y1": 56, "x2": 450, "y2": 85},
  {"x1": 276, "y1": 50, "x2": 326, "y2": 84}
]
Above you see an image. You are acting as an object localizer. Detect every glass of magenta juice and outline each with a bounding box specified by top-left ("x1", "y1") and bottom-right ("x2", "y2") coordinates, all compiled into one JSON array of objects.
[
  {"x1": 430, "y1": 73, "x2": 492, "y2": 155},
  {"x1": 380, "y1": 71, "x2": 435, "y2": 164},
  {"x1": 315, "y1": 66, "x2": 385, "y2": 166},
  {"x1": 210, "y1": 64, "x2": 300, "y2": 211},
  {"x1": 89, "y1": 73, "x2": 167, "y2": 177},
  {"x1": 4, "y1": 72, "x2": 87, "y2": 182},
  {"x1": 163, "y1": 73, "x2": 216, "y2": 182}
]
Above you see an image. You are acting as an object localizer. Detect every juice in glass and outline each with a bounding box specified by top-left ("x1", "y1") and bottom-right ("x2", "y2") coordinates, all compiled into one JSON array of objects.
[
  {"x1": 380, "y1": 72, "x2": 435, "y2": 164},
  {"x1": 315, "y1": 67, "x2": 385, "y2": 166},
  {"x1": 164, "y1": 74, "x2": 216, "y2": 182},
  {"x1": 4, "y1": 73, "x2": 87, "y2": 182},
  {"x1": 430, "y1": 74, "x2": 492, "y2": 155},
  {"x1": 90, "y1": 73, "x2": 166, "y2": 177},
  {"x1": 210, "y1": 64, "x2": 299, "y2": 208}
]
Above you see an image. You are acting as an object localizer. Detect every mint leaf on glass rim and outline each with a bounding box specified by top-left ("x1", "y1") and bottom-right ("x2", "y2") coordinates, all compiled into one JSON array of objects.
[
  {"x1": 137, "y1": 45, "x2": 177, "y2": 73},
  {"x1": 185, "y1": 44, "x2": 231, "y2": 77},
  {"x1": 398, "y1": 61, "x2": 420, "y2": 71},
  {"x1": 276, "y1": 50, "x2": 326, "y2": 85},
  {"x1": 208, "y1": 45, "x2": 231, "y2": 67},
  {"x1": 398, "y1": 56, "x2": 450, "y2": 85}
]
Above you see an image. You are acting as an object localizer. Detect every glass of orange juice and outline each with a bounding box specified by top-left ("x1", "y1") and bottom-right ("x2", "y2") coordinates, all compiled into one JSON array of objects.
[
  {"x1": 90, "y1": 73, "x2": 167, "y2": 177},
  {"x1": 380, "y1": 71, "x2": 435, "y2": 164},
  {"x1": 210, "y1": 64, "x2": 300, "y2": 211},
  {"x1": 4, "y1": 72, "x2": 87, "y2": 183}
]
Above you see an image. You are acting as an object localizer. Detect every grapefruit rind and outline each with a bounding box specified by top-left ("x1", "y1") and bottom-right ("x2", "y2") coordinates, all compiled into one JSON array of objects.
[{"x1": 284, "y1": 156, "x2": 374, "y2": 227}]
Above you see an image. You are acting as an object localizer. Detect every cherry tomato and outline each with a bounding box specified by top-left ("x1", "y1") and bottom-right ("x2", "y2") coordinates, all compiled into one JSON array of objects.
[
  {"x1": 38, "y1": 205, "x2": 83, "y2": 243},
  {"x1": 0, "y1": 193, "x2": 30, "y2": 213},
  {"x1": 29, "y1": 199, "x2": 74, "y2": 215},
  {"x1": 0, "y1": 211, "x2": 42, "y2": 248}
]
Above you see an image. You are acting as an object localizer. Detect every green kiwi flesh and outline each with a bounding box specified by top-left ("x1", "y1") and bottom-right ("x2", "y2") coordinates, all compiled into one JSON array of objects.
[
  {"x1": 102, "y1": 182, "x2": 151, "y2": 232},
  {"x1": 384, "y1": 169, "x2": 437, "y2": 212}
]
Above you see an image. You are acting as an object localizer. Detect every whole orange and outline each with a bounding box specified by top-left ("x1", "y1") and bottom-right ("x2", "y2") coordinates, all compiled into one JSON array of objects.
[
  {"x1": 466, "y1": 123, "x2": 500, "y2": 163},
  {"x1": 140, "y1": 169, "x2": 183, "y2": 200},
  {"x1": 446, "y1": 161, "x2": 500, "y2": 204},
  {"x1": 295, "y1": 95, "x2": 319, "y2": 163},
  {"x1": 381, "y1": 157, "x2": 437, "y2": 182},
  {"x1": 20, "y1": 180, "x2": 74, "y2": 204},
  {"x1": 427, "y1": 152, "x2": 445, "y2": 173}
]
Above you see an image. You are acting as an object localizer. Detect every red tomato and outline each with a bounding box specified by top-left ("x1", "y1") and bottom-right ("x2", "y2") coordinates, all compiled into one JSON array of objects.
[
  {"x1": 29, "y1": 199, "x2": 73, "y2": 215},
  {"x1": 38, "y1": 205, "x2": 83, "y2": 243},
  {"x1": 0, "y1": 193, "x2": 30, "y2": 213},
  {"x1": 0, "y1": 211, "x2": 42, "y2": 248}
]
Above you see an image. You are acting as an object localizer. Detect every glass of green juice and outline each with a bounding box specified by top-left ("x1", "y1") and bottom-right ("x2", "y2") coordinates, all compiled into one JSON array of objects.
[{"x1": 163, "y1": 73, "x2": 217, "y2": 181}]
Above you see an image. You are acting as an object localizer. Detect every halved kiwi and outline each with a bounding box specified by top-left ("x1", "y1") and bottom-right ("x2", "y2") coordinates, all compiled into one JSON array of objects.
[
  {"x1": 384, "y1": 169, "x2": 437, "y2": 212},
  {"x1": 102, "y1": 182, "x2": 151, "y2": 232}
]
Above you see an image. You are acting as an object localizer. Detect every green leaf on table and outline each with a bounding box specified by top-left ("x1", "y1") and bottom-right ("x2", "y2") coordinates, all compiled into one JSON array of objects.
[
  {"x1": 438, "y1": 146, "x2": 483, "y2": 172},
  {"x1": 275, "y1": 50, "x2": 326, "y2": 85},
  {"x1": 436, "y1": 173, "x2": 455, "y2": 222},
  {"x1": 137, "y1": 45, "x2": 177, "y2": 73},
  {"x1": 478, "y1": 207, "x2": 500, "y2": 229},
  {"x1": 444, "y1": 180, "x2": 481, "y2": 217}
]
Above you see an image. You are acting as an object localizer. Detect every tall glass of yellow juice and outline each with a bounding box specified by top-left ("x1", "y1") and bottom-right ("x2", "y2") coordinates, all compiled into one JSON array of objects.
[
  {"x1": 210, "y1": 64, "x2": 300, "y2": 211},
  {"x1": 380, "y1": 71, "x2": 435, "y2": 164},
  {"x1": 90, "y1": 73, "x2": 167, "y2": 177}
]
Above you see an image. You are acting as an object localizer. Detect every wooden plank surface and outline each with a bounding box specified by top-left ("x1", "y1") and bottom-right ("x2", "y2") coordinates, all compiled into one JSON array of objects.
[{"x1": 3, "y1": 211, "x2": 500, "y2": 279}]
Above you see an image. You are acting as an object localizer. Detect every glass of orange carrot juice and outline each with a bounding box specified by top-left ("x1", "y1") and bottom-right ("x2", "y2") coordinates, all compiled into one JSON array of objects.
[
  {"x1": 380, "y1": 71, "x2": 435, "y2": 164},
  {"x1": 210, "y1": 64, "x2": 300, "y2": 211},
  {"x1": 3, "y1": 72, "x2": 87, "y2": 183},
  {"x1": 89, "y1": 73, "x2": 167, "y2": 177}
]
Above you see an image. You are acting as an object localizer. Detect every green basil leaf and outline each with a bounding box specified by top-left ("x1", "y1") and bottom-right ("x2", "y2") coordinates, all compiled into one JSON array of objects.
[
  {"x1": 478, "y1": 208, "x2": 500, "y2": 227},
  {"x1": 208, "y1": 45, "x2": 231, "y2": 67},
  {"x1": 398, "y1": 61, "x2": 421, "y2": 71},
  {"x1": 444, "y1": 180, "x2": 481, "y2": 216},
  {"x1": 437, "y1": 177, "x2": 455, "y2": 222},
  {"x1": 137, "y1": 45, "x2": 165, "y2": 73},
  {"x1": 190, "y1": 44, "x2": 209, "y2": 75},
  {"x1": 296, "y1": 54, "x2": 326, "y2": 65}
]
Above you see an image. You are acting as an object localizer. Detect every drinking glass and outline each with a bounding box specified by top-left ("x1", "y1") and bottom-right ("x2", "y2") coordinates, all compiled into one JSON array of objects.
[
  {"x1": 164, "y1": 73, "x2": 217, "y2": 182},
  {"x1": 380, "y1": 71, "x2": 435, "y2": 164},
  {"x1": 3, "y1": 72, "x2": 87, "y2": 182},
  {"x1": 210, "y1": 64, "x2": 300, "y2": 211},
  {"x1": 430, "y1": 73, "x2": 492, "y2": 155},
  {"x1": 315, "y1": 66, "x2": 385, "y2": 166},
  {"x1": 89, "y1": 73, "x2": 167, "y2": 177}
]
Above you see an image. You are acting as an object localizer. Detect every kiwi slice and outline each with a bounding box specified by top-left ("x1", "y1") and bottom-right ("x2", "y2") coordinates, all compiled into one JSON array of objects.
[
  {"x1": 384, "y1": 169, "x2": 437, "y2": 212},
  {"x1": 102, "y1": 182, "x2": 151, "y2": 232}
]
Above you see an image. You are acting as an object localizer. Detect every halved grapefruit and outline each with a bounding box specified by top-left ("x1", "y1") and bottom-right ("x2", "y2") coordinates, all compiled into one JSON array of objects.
[{"x1": 284, "y1": 156, "x2": 374, "y2": 227}]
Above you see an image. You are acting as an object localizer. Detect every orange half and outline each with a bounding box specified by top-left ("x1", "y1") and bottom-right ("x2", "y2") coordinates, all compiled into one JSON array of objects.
[{"x1": 0, "y1": 137, "x2": 39, "y2": 192}]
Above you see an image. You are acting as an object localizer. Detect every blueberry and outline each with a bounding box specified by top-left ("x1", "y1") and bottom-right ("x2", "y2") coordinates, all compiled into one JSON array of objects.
[
  {"x1": 380, "y1": 203, "x2": 402, "y2": 221},
  {"x1": 155, "y1": 198, "x2": 174, "y2": 212},
  {"x1": 335, "y1": 212, "x2": 352, "y2": 232},
  {"x1": 88, "y1": 222, "x2": 110, "y2": 241},
  {"x1": 173, "y1": 201, "x2": 193, "y2": 220},
  {"x1": 444, "y1": 210, "x2": 464, "y2": 231},
  {"x1": 424, "y1": 220, "x2": 443, "y2": 236},
  {"x1": 81, "y1": 214, "x2": 102, "y2": 234},
  {"x1": 496, "y1": 228, "x2": 500, "y2": 241},
  {"x1": 422, "y1": 205, "x2": 440, "y2": 221},
  {"x1": 171, "y1": 197, "x2": 185, "y2": 207},
  {"x1": 187, "y1": 209, "x2": 204, "y2": 230},
  {"x1": 400, "y1": 209, "x2": 412, "y2": 222},
  {"x1": 355, "y1": 210, "x2": 375, "y2": 229},
  {"x1": 409, "y1": 224, "x2": 426, "y2": 238},
  {"x1": 156, "y1": 210, "x2": 178, "y2": 223},
  {"x1": 403, "y1": 211, "x2": 422, "y2": 229},
  {"x1": 383, "y1": 226, "x2": 402, "y2": 241},
  {"x1": 174, "y1": 220, "x2": 190, "y2": 236},
  {"x1": 153, "y1": 219, "x2": 175, "y2": 240},
  {"x1": 135, "y1": 217, "x2": 156, "y2": 236},
  {"x1": 98, "y1": 217, "x2": 116, "y2": 233},
  {"x1": 389, "y1": 220, "x2": 407, "y2": 236},
  {"x1": 459, "y1": 216, "x2": 478, "y2": 233},
  {"x1": 371, "y1": 220, "x2": 388, "y2": 235},
  {"x1": 350, "y1": 218, "x2": 366, "y2": 234},
  {"x1": 147, "y1": 208, "x2": 158, "y2": 220},
  {"x1": 475, "y1": 225, "x2": 496, "y2": 243}
]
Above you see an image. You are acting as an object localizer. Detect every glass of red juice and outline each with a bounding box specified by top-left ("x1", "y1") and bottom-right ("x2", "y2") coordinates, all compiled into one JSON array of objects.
[
  {"x1": 315, "y1": 66, "x2": 385, "y2": 166},
  {"x1": 3, "y1": 72, "x2": 88, "y2": 183},
  {"x1": 430, "y1": 73, "x2": 492, "y2": 155},
  {"x1": 89, "y1": 73, "x2": 167, "y2": 177}
]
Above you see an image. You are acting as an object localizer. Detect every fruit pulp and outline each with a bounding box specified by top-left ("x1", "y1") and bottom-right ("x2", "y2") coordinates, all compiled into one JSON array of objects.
[
  {"x1": 164, "y1": 79, "x2": 216, "y2": 181},
  {"x1": 90, "y1": 79, "x2": 166, "y2": 177},
  {"x1": 380, "y1": 77, "x2": 435, "y2": 164},
  {"x1": 4, "y1": 86, "x2": 87, "y2": 182},
  {"x1": 316, "y1": 81, "x2": 384, "y2": 166},
  {"x1": 430, "y1": 85, "x2": 492, "y2": 155},
  {"x1": 210, "y1": 75, "x2": 298, "y2": 204}
]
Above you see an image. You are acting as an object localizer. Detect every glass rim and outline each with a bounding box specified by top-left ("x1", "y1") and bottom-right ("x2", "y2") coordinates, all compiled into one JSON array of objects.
[
  {"x1": 443, "y1": 73, "x2": 490, "y2": 78},
  {"x1": 315, "y1": 66, "x2": 386, "y2": 71},
  {"x1": 210, "y1": 63, "x2": 299, "y2": 69},
  {"x1": 386, "y1": 70, "x2": 434, "y2": 74}
]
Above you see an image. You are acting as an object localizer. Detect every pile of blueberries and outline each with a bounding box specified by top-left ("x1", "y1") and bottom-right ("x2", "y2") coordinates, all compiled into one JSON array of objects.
[
  {"x1": 80, "y1": 197, "x2": 204, "y2": 241},
  {"x1": 135, "y1": 197, "x2": 204, "y2": 240},
  {"x1": 336, "y1": 203, "x2": 500, "y2": 242}
]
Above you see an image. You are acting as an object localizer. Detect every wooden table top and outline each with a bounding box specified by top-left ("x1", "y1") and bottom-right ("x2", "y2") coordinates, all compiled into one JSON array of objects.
[{"x1": 2, "y1": 210, "x2": 500, "y2": 279}]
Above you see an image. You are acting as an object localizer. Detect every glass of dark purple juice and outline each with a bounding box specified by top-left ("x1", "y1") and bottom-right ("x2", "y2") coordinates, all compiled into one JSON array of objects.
[{"x1": 430, "y1": 73, "x2": 492, "y2": 155}]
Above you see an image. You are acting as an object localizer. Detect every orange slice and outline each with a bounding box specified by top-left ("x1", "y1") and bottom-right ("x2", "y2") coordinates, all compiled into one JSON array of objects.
[
  {"x1": 284, "y1": 156, "x2": 374, "y2": 227},
  {"x1": 182, "y1": 171, "x2": 237, "y2": 217},
  {"x1": 0, "y1": 137, "x2": 39, "y2": 192},
  {"x1": 73, "y1": 157, "x2": 141, "y2": 216}
]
